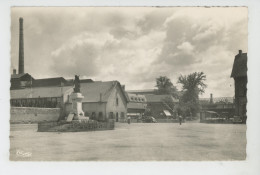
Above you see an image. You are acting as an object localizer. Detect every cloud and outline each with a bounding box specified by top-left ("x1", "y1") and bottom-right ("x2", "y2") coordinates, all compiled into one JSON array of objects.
[{"x1": 177, "y1": 42, "x2": 194, "y2": 54}]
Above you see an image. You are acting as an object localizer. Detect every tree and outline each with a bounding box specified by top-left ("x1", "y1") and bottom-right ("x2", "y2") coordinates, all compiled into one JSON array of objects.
[
  {"x1": 155, "y1": 76, "x2": 178, "y2": 97},
  {"x1": 177, "y1": 72, "x2": 207, "y2": 117}
]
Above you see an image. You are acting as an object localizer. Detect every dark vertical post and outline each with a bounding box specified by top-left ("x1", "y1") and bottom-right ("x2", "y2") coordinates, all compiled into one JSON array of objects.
[
  {"x1": 18, "y1": 17, "x2": 24, "y2": 74},
  {"x1": 210, "y1": 93, "x2": 213, "y2": 104}
]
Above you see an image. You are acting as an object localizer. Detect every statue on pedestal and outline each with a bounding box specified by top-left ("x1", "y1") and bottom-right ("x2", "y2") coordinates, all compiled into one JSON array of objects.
[{"x1": 65, "y1": 75, "x2": 88, "y2": 122}]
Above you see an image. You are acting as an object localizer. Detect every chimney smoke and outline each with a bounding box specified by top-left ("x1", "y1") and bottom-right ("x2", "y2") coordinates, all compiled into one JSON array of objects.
[{"x1": 18, "y1": 17, "x2": 24, "y2": 74}]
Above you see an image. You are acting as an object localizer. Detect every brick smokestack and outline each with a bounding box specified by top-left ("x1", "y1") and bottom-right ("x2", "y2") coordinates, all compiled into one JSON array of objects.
[{"x1": 18, "y1": 17, "x2": 24, "y2": 74}]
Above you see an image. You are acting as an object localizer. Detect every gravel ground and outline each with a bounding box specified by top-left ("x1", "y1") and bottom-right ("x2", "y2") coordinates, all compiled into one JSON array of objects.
[{"x1": 9, "y1": 123, "x2": 246, "y2": 161}]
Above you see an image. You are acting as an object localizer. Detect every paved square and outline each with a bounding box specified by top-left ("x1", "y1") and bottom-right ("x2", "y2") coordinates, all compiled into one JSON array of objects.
[{"x1": 10, "y1": 123, "x2": 246, "y2": 161}]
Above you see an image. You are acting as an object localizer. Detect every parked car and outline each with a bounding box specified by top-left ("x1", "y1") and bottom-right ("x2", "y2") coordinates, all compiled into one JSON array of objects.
[{"x1": 142, "y1": 116, "x2": 157, "y2": 123}]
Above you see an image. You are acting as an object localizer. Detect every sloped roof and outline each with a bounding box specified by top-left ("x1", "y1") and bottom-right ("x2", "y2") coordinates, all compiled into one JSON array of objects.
[
  {"x1": 10, "y1": 80, "x2": 128, "y2": 103},
  {"x1": 10, "y1": 86, "x2": 72, "y2": 99},
  {"x1": 11, "y1": 73, "x2": 34, "y2": 79},
  {"x1": 126, "y1": 93, "x2": 146, "y2": 102},
  {"x1": 32, "y1": 78, "x2": 93, "y2": 87},
  {"x1": 79, "y1": 81, "x2": 116, "y2": 102},
  {"x1": 144, "y1": 94, "x2": 179, "y2": 103},
  {"x1": 76, "y1": 81, "x2": 128, "y2": 103},
  {"x1": 231, "y1": 53, "x2": 247, "y2": 78}
]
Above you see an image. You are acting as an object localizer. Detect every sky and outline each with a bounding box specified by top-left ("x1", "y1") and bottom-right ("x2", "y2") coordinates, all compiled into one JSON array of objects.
[{"x1": 10, "y1": 7, "x2": 248, "y2": 98}]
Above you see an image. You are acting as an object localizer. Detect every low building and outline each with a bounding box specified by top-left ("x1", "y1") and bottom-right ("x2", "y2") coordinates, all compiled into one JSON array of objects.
[
  {"x1": 126, "y1": 93, "x2": 147, "y2": 121},
  {"x1": 231, "y1": 50, "x2": 247, "y2": 122},
  {"x1": 144, "y1": 94, "x2": 179, "y2": 119},
  {"x1": 64, "y1": 81, "x2": 128, "y2": 122},
  {"x1": 10, "y1": 72, "x2": 34, "y2": 89},
  {"x1": 199, "y1": 96, "x2": 235, "y2": 119}
]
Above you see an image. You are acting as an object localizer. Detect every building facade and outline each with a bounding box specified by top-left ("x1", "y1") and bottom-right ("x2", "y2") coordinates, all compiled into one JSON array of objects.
[
  {"x1": 125, "y1": 93, "x2": 147, "y2": 121},
  {"x1": 231, "y1": 50, "x2": 247, "y2": 122}
]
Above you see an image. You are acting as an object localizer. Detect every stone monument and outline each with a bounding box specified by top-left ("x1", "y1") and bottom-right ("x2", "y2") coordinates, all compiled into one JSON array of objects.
[{"x1": 67, "y1": 75, "x2": 87, "y2": 121}]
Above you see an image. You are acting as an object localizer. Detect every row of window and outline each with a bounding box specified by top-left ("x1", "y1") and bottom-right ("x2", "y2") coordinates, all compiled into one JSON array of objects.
[
  {"x1": 10, "y1": 98, "x2": 61, "y2": 108},
  {"x1": 130, "y1": 96, "x2": 145, "y2": 102}
]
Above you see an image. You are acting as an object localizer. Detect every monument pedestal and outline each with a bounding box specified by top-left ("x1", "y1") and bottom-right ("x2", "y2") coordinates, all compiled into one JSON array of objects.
[{"x1": 69, "y1": 92, "x2": 87, "y2": 120}]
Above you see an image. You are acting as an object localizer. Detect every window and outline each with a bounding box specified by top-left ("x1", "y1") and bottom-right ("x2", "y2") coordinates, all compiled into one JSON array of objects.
[
  {"x1": 121, "y1": 112, "x2": 125, "y2": 118},
  {"x1": 98, "y1": 112, "x2": 103, "y2": 121},
  {"x1": 116, "y1": 97, "x2": 119, "y2": 106},
  {"x1": 109, "y1": 112, "x2": 114, "y2": 119},
  {"x1": 91, "y1": 112, "x2": 96, "y2": 120}
]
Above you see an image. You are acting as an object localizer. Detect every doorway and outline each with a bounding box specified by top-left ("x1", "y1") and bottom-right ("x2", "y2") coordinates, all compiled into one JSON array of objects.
[{"x1": 116, "y1": 112, "x2": 119, "y2": 122}]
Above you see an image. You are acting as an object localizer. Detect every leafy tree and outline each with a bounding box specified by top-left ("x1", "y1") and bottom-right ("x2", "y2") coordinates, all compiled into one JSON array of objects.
[
  {"x1": 177, "y1": 72, "x2": 207, "y2": 117},
  {"x1": 155, "y1": 76, "x2": 178, "y2": 97}
]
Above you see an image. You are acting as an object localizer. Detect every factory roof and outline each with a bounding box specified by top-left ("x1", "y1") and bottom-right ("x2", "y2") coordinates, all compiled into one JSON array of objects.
[
  {"x1": 10, "y1": 80, "x2": 128, "y2": 103},
  {"x1": 10, "y1": 86, "x2": 72, "y2": 99},
  {"x1": 32, "y1": 77, "x2": 67, "y2": 87}
]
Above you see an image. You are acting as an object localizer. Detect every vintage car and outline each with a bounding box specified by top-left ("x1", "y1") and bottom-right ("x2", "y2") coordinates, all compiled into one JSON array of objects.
[{"x1": 142, "y1": 116, "x2": 157, "y2": 123}]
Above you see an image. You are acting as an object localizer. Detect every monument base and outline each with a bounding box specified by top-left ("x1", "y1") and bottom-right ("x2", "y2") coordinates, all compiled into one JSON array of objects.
[{"x1": 69, "y1": 92, "x2": 85, "y2": 121}]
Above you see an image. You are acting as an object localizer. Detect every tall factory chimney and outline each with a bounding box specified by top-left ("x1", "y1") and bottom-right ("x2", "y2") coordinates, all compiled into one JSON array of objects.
[{"x1": 18, "y1": 17, "x2": 24, "y2": 74}]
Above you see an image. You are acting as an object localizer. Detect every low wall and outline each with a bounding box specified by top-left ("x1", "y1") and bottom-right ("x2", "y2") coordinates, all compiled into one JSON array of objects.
[
  {"x1": 38, "y1": 120, "x2": 115, "y2": 132},
  {"x1": 10, "y1": 107, "x2": 60, "y2": 124},
  {"x1": 200, "y1": 119, "x2": 234, "y2": 124}
]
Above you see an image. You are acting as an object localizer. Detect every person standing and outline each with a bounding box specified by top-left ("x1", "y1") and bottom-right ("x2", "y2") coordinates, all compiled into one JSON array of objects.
[
  {"x1": 178, "y1": 114, "x2": 183, "y2": 125},
  {"x1": 127, "y1": 116, "x2": 131, "y2": 124}
]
